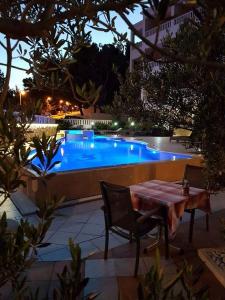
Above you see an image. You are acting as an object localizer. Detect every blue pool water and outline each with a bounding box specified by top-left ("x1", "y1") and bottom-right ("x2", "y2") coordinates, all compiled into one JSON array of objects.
[{"x1": 31, "y1": 136, "x2": 192, "y2": 173}]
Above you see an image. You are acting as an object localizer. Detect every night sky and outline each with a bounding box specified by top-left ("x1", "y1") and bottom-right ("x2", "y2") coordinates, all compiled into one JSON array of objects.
[{"x1": 0, "y1": 8, "x2": 142, "y2": 90}]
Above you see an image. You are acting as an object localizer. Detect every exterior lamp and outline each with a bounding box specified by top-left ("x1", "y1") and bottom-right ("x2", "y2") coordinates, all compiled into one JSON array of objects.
[
  {"x1": 66, "y1": 101, "x2": 70, "y2": 106},
  {"x1": 47, "y1": 96, "x2": 52, "y2": 101},
  {"x1": 114, "y1": 122, "x2": 118, "y2": 126},
  {"x1": 59, "y1": 99, "x2": 64, "y2": 104},
  {"x1": 19, "y1": 90, "x2": 26, "y2": 106},
  {"x1": 91, "y1": 121, "x2": 95, "y2": 126},
  {"x1": 131, "y1": 121, "x2": 135, "y2": 126}
]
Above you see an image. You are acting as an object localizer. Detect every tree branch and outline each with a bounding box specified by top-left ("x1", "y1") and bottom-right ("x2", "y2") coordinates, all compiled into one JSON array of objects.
[
  {"x1": 0, "y1": 63, "x2": 28, "y2": 72},
  {"x1": 0, "y1": 37, "x2": 12, "y2": 107},
  {"x1": 119, "y1": 12, "x2": 225, "y2": 70},
  {"x1": 0, "y1": 0, "x2": 142, "y2": 39}
]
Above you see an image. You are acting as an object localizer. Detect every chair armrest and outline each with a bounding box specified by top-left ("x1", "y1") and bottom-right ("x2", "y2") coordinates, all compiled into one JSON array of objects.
[{"x1": 136, "y1": 208, "x2": 161, "y2": 224}]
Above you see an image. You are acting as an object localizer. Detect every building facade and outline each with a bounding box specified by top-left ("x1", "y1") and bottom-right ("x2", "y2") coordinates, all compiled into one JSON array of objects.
[{"x1": 130, "y1": 0, "x2": 196, "y2": 71}]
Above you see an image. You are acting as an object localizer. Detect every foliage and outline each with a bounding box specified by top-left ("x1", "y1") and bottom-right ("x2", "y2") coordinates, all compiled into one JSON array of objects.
[
  {"x1": 92, "y1": 122, "x2": 113, "y2": 131},
  {"x1": 0, "y1": 105, "x2": 92, "y2": 299},
  {"x1": 70, "y1": 43, "x2": 129, "y2": 108},
  {"x1": 0, "y1": 107, "x2": 63, "y2": 294},
  {"x1": 30, "y1": 132, "x2": 61, "y2": 177},
  {"x1": 152, "y1": 21, "x2": 225, "y2": 188},
  {"x1": 53, "y1": 239, "x2": 89, "y2": 300},
  {"x1": 0, "y1": 105, "x2": 39, "y2": 204},
  {"x1": 56, "y1": 119, "x2": 73, "y2": 130},
  {"x1": 112, "y1": 19, "x2": 225, "y2": 187},
  {"x1": 138, "y1": 250, "x2": 209, "y2": 300},
  {"x1": 109, "y1": 69, "x2": 144, "y2": 122}
]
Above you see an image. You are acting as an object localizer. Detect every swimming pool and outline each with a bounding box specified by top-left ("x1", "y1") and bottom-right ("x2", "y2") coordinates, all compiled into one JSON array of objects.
[{"x1": 31, "y1": 135, "x2": 192, "y2": 173}]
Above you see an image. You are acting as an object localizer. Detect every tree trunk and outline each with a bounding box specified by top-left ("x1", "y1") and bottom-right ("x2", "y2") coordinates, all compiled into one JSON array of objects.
[{"x1": 0, "y1": 37, "x2": 12, "y2": 108}]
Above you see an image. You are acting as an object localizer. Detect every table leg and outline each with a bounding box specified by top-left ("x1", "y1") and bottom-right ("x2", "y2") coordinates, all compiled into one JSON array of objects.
[
  {"x1": 162, "y1": 206, "x2": 169, "y2": 259},
  {"x1": 144, "y1": 207, "x2": 184, "y2": 258}
]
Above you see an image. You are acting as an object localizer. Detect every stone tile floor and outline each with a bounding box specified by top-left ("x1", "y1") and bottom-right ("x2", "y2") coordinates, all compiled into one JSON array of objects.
[
  {"x1": 1, "y1": 193, "x2": 224, "y2": 299},
  {"x1": 1, "y1": 138, "x2": 225, "y2": 299}
]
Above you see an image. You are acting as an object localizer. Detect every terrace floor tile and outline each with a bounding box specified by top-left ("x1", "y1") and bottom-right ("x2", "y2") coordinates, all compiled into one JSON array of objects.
[
  {"x1": 80, "y1": 223, "x2": 105, "y2": 236},
  {"x1": 40, "y1": 247, "x2": 71, "y2": 261},
  {"x1": 37, "y1": 243, "x2": 66, "y2": 257},
  {"x1": 58, "y1": 222, "x2": 84, "y2": 234},
  {"x1": 75, "y1": 232, "x2": 100, "y2": 243},
  {"x1": 85, "y1": 258, "x2": 116, "y2": 278},
  {"x1": 87, "y1": 210, "x2": 105, "y2": 225},
  {"x1": 47, "y1": 231, "x2": 76, "y2": 245},
  {"x1": 62, "y1": 212, "x2": 92, "y2": 224},
  {"x1": 90, "y1": 234, "x2": 126, "y2": 252},
  {"x1": 26, "y1": 262, "x2": 54, "y2": 281},
  {"x1": 79, "y1": 240, "x2": 100, "y2": 259},
  {"x1": 84, "y1": 277, "x2": 118, "y2": 300}
]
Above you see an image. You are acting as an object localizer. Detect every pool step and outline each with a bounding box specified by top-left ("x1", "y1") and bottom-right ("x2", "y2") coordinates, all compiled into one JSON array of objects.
[{"x1": 11, "y1": 191, "x2": 38, "y2": 216}]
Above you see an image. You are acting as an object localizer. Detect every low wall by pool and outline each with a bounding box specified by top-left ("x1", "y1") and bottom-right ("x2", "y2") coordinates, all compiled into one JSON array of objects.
[{"x1": 23, "y1": 156, "x2": 203, "y2": 203}]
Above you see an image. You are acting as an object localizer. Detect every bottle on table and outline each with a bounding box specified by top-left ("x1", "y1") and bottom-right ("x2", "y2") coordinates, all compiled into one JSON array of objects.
[{"x1": 182, "y1": 179, "x2": 190, "y2": 196}]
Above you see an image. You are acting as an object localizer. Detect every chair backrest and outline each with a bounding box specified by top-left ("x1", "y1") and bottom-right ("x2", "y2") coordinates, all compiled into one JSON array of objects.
[
  {"x1": 100, "y1": 181, "x2": 135, "y2": 228},
  {"x1": 184, "y1": 164, "x2": 206, "y2": 189}
]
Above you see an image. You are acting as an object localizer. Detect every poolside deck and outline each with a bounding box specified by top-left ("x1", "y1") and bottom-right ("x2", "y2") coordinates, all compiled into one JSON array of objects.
[
  {"x1": 1, "y1": 137, "x2": 224, "y2": 299},
  {"x1": 1, "y1": 193, "x2": 224, "y2": 299}
]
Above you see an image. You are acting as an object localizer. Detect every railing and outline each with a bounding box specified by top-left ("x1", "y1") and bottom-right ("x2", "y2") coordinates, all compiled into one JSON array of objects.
[
  {"x1": 34, "y1": 115, "x2": 55, "y2": 124},
  {"x1": 33, "y1": 115, "x2": 112, "y2": 129},
  {"x1": 65, "y1": 118, "x2": 112, "y2": 129},
  {"x1": 145, "y1": 10, "x2": 194, "y2": 37}
]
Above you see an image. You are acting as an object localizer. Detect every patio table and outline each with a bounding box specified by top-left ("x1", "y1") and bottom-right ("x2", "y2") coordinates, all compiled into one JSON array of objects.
[{"x1": 130, "y1": 180, "x2": 211, "y2": 257}]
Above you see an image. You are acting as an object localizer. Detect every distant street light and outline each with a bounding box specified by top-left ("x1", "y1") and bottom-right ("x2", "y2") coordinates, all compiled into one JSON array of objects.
[
  {"x1": 19, "y1": 90, "x2": 26, "y2": 106},
  {"x1": 131, "y1": 121, "x2": 135, "y2": 126},
  {"x1": 114, "y1": 122, "x2": 118, "y2": 126}
]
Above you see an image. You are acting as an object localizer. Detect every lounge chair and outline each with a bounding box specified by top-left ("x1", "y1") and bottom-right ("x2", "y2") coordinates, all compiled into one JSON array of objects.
[{"x1": 170, "y1": 128, "x2": 192, "y2": 143}]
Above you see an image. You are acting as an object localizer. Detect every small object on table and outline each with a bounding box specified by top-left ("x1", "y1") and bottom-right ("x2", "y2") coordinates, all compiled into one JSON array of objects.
[{"x1": 182, "y1": 179, "x2": 189, "y2": 196}]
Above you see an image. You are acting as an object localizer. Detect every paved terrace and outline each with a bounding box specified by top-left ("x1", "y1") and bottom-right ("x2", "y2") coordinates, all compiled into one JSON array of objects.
[{"x1": 1, "y1": 137, "x2": 225, "y2": 299}]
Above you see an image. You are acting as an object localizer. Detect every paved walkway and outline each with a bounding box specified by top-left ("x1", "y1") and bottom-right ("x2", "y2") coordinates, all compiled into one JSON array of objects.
[{"x1": 127, "y1": 136, "x2": 200, "y2": 154}]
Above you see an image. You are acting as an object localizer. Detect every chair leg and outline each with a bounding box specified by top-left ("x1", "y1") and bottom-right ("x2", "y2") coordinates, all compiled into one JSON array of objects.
[
  {"x1": 206, "y1": 213, "x2": 209, "y2": 232},
  {"x1": 129, "y1": 231, "x2": 133, "y2": 243},
  {"x1": 189, "y1": 209, "x2": 195, "y2": 243},
  {"x1": 157, "y1": 224, "x2": 162, "y2": 241},
  {"x1": 162, "y1": 207, "x2": 169, "y2": 259},
  {"x1": 134, "y1": 238, "x2": 140, "y2": 277},
  {"x1": 104, "y1": 228, "x2": 109, "y2": 260},
  {"x1": 164, "y1": 223, "x2": 169, "y2": 259}
]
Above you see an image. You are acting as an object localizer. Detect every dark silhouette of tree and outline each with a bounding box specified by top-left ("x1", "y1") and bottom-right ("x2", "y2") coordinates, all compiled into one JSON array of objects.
[
  {"x1": 69, "y1": 43, "x2": 129, "y2": 110},
  {"x1": 22, "y1": 43, "x2": 129, "y2": 113},
  {"x1": 0, "y1": 70, "x2": 4, "y2": 92}
]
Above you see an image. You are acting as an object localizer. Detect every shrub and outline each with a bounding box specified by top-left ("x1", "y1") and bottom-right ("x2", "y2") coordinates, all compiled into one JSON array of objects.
[
  {"x1": 92, "y1": 122, "x2": 112, "y2": 130},
  {"x1": 56, "y1": 119, "x2": 73, "y2": 130}
]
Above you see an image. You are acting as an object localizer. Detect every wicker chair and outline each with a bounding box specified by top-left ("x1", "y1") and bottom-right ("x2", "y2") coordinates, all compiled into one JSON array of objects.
[
  {"x1": 100, "y1": 181, "x2": 165, "y2": 277},
  {"x1": 183, "y1": 164, "x2": 210, "y2": 243}
]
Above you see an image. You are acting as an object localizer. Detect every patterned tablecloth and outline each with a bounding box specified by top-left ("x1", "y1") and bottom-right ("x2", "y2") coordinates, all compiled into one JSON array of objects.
[{"x1": 130, "y1": 180, "x2": 211, "y2": 235}]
